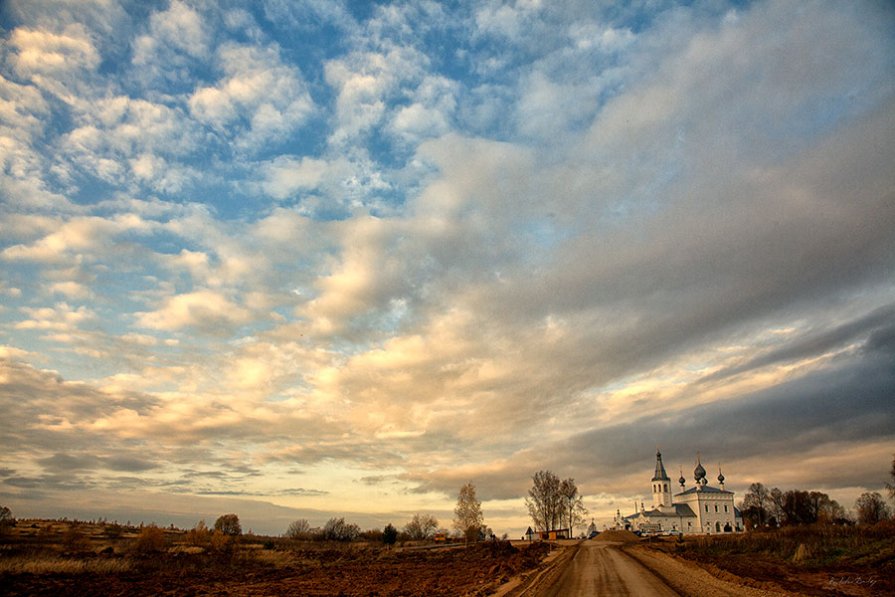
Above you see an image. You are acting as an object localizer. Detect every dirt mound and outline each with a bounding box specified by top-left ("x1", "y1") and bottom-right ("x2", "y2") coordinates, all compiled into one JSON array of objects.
[{"x1": 592, "y1": 530, "x2": 640, "y2": 543}]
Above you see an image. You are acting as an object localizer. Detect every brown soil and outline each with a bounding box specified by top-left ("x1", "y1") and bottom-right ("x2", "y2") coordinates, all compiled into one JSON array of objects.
[{"x1": 672, "y1": 552, "x2": 893, "y2": 596}]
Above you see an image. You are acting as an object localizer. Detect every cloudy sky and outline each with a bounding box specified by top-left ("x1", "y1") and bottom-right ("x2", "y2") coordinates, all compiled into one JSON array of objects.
[{"x1": 1, "y1": 0, "x2": 893, "y2": 536}]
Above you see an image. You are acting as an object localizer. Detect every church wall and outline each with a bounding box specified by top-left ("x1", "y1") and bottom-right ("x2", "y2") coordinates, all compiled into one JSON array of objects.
[{"x1": 677, "y1": 491, "x2": 736, "y2": 534}]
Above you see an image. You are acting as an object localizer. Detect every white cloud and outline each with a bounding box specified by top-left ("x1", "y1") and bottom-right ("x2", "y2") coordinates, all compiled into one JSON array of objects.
[
  {"x1": 52, "y1": 96, "x2": 202, "y2": 192},
  {"x1": 568, "y1": 23, "x2": 635, "y2": 53},
  {"x1": 48, "y1": 281, "x2": 91, "y2": 299},
  {"x1": 8, "y1": 25, "x2": 100, "y2": 79},
  {"x1": 189, "y1": 42, "x2": 315, "y2": 151},
  {"x1": 1, "y1": 215, "x2": 151, "y2": 264},
  {"x1": 132, "y1": 1, "x2": 211, "y2": 70},
  {"x1": 474, "y1": 0, "x2": 542, "y2": 41},
  {"x1": 15, "y1": 303, "x2": 96, "y2": 332},
  {"x1": 135, "y1": 289, "x2": 253, "y2": 332},
  {"x1": 324, "y1": 46, "x2": 427, "y2": 146},
  {"x1": 258, "y1": 155, "x2": 329, "y2": 199},
  {"x1": 0, "y1": 74, "x2": 51, "y2": 143},
  {"x1": 388, "y1": 76, "x2": 457, "y2": 144}
]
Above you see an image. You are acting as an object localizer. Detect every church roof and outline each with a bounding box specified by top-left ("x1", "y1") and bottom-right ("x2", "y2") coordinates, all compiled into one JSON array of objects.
[
  {"x1": 672, "y1": 503, "x2": 697, "y2": 517},
  {"x1": 652, "y1": 450, "x2": 670, "y2": 481},
  {"x1": 625, "y1": 503, "x2": 696, "y2": 519},
  {"x1": 676, "y1": 485, "x2": 733, "y2": 496}
]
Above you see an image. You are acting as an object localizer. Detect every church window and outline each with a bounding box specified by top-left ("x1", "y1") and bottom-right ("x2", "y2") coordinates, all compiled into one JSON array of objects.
[
  {"x1": 724, "y1": 505, "x2": 729, "y2": 513},
  {"x1": 715, "y1": 522, "x2": 721, "y2": 533},
  {"x1": 705, "y1": 505, "x2": 709, "y2": 512},
  {"x1": 714, "y1": 505, "x2": 718, "y2": 513},
  {"x1": 664, "y1": 483, "x2": 668, "y2": 492}
]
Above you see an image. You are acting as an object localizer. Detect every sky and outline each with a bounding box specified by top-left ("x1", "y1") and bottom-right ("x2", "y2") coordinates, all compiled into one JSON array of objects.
[{"x1": 1, "y1": 0, "x2": 893, "y2": 537}]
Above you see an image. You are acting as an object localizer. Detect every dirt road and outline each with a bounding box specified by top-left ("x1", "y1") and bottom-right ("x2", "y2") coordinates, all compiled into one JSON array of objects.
[
  {"x1": 510, "y1": 540, "x2": 789, "y2": 597},
  {"x1": 537, "y1": 541, "x2": 678, "y2": 596}
]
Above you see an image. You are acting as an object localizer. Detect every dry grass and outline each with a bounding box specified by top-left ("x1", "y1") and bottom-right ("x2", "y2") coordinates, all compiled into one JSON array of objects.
[
  {"x1": 252, "y1": 549, "x2": 297, "y2": 568},
  {"x1": 638, "y1": 522, "x2": 895, "y2": 595},
  {"x1": 168, "y1": 545, "x2": 205, "y2": 555},
  {"x1": 0, "y1": 556, "x2": 131, "y2": 575},
  {"x1": 679, "y1": 522, "x2": 895, "y2": 568}
]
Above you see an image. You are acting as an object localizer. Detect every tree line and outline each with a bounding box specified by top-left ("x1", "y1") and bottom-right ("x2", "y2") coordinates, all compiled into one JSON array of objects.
[
  {"x1": 741, "y1": 456, "x2": 895, "y2": 528},
  {"x1": 286, "y1": 481, "x2": 489, "y2": 546},
  {"x1": 739, "y1": 483, "x2": 848, "y2": 528}
]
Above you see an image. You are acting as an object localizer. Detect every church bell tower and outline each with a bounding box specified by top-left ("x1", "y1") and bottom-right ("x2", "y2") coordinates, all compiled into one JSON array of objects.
[{"x1": 651, "y1": 450, "x2": 672, "y2": 508}]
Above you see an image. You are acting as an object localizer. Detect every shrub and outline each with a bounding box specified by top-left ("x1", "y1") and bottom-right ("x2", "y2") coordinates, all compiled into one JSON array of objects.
[
  {"x1": 134, "y1": 525, "x2": 166, "y2": 554},
  {"x1": 0, "y1": 506, "x2": 14, "y2": 535},
  {"x1": 382, "y1": 524, "x2": 398, "y2": 547},
  {"x1": 62, "y1": 525, "x2": 92, "y2": 553},
  {"x1": 104, "y1": 522, "x2": 124, "y2": 539},
  {"x1": 322, "y1": 517, "x2": 360, "y2": 542},
  {"x1": 214, "y1": 513, "x2": 242, "y2": 536},
  {"x1": 210, "y1": 529, "x2": 235, "y2": 553},
  {"x1": 186, "y1": 519, "x2": 211, "y2": 546}
]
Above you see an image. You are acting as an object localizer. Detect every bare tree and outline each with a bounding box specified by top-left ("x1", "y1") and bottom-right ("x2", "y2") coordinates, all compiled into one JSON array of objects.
[
  {"x1": 404, "y1": 513, "x2": 439, "y2": 540},
  {"x1": 454, "y1": 482, "x2": 484, "y2": 543},
  {"x1": 768, "y1": 487, "x2": 785, "y2": 526},
  {"x1": 855, "y1": 492, "x2": 891, "y2": 525},
  {"x1": 560, "y1": 478, "x2": 588, "y2": 535},
  {"x1": 741, "y1": 482, "x2": 770, "y2": 528},
  {"x1": 525, "y1": 470, "x2": 563, "y2": 532},
  {"x1": 887, "y1": 454, "x2": 895, "y2": 504},
  {"x1": 286, "y1": 518, "x2": 311, "y2": 539},
  {"x1": 807, "y1": 491, "x2": 843, "y2": 524}
]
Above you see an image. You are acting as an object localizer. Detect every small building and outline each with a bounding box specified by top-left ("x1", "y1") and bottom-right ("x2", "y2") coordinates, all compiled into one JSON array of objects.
[
  {"x1": 525, "y1": 526, "x2": 570, "y2": 540},
  {"x1": 542, "y1": 528, "x2": 569, "y2": 540}
]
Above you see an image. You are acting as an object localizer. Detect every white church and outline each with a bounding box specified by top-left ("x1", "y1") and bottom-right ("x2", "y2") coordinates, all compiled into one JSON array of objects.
[{"x1": 617, "y1": 451, "x2": 742, "y2": 535}]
